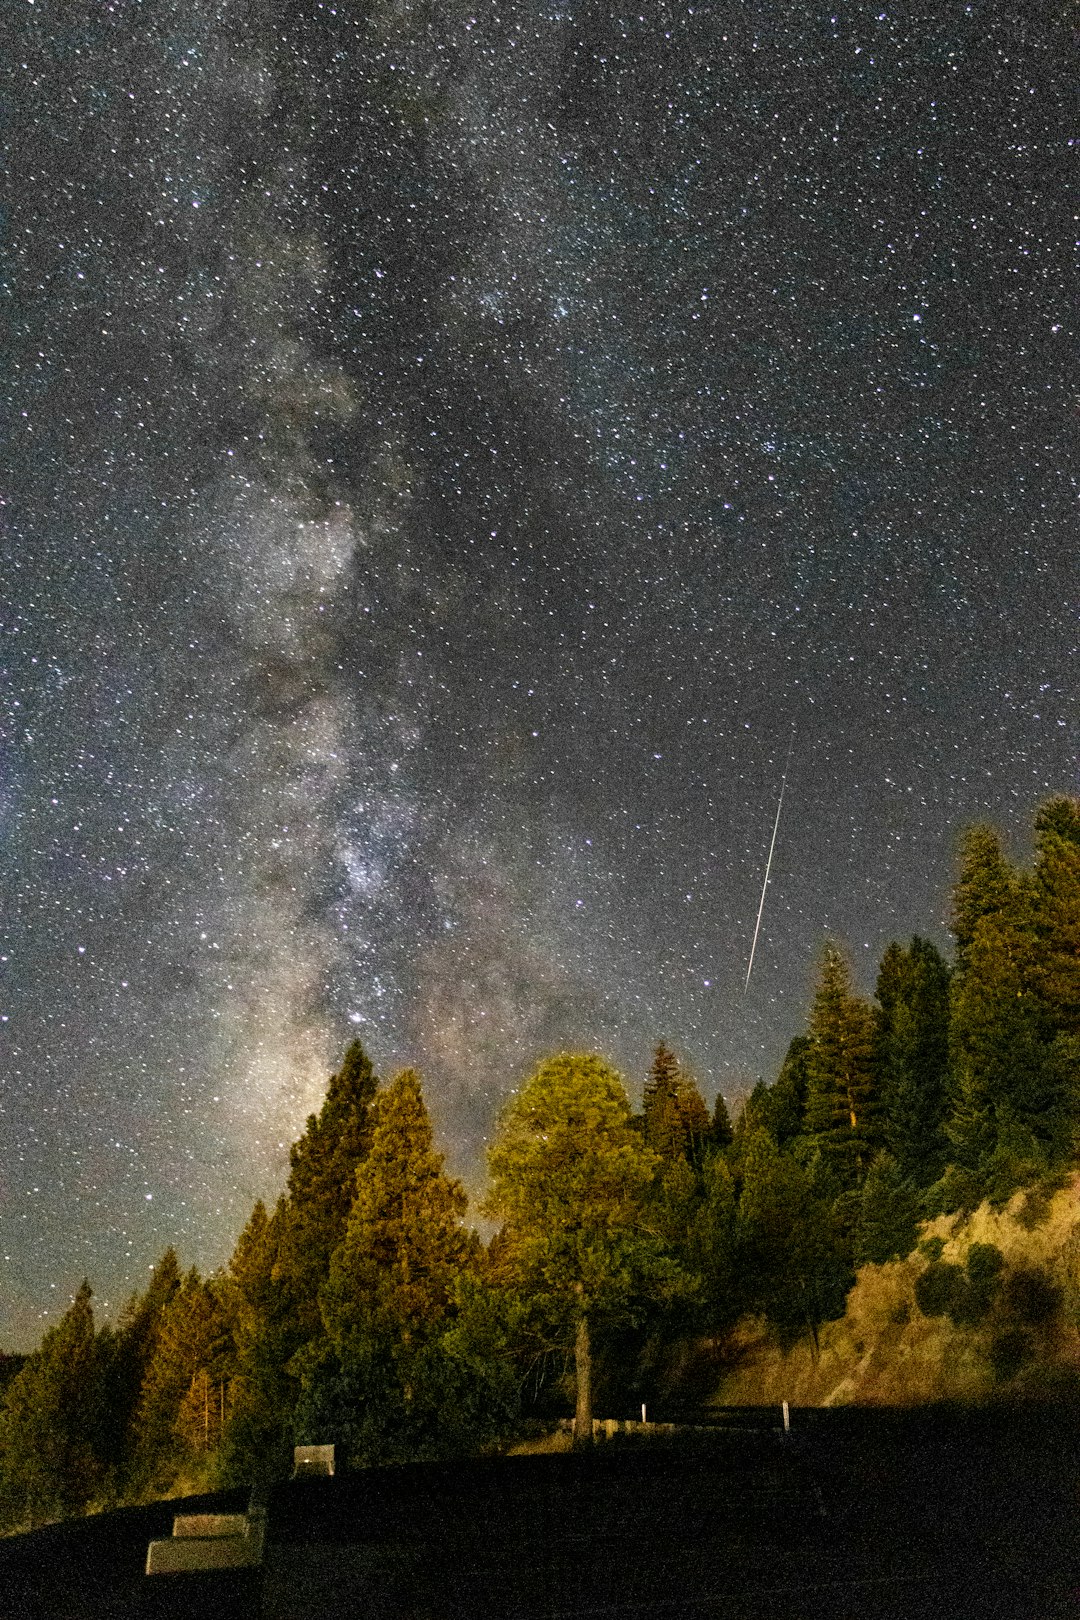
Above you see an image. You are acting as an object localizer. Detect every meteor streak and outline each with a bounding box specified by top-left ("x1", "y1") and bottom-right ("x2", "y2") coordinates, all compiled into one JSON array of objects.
[{"x1": 744, "y1": 735, "x2": 795, "y2": 993}]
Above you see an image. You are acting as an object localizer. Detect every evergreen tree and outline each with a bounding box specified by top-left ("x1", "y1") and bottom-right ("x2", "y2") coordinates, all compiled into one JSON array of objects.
[
  {"x1": 688, "y1": 1154, "x2": 739, "y2": 1331},
  {"x1": 803, "y1": 943, "x2": 879, "y2": 1190},
  {"x1": 132, "y1": 1269, "x2": 229, "y2": 1493},
  {"x1": 218, "y1": 1039, "x2": 379, "y2": 1480},
  {"x1": 323, "y1": 1068, "x2": 472, "y2": 1345},
  {"x1": 947, "y1": 872, "x2": 1069, "y2": 1196},
  {"x1": 854, "y1": 1154, "x2": 921, "y2": 1265},
  {"x1": 485, "y1": 1052, "x2": 675, "y2": 1442},
  {"x1": 874, "y1": 938, "x2": 951, "y2": 1186},
  {"x1": 311, "y1": 1070, "x2": 488, "y2": 1466},
  {"x1": 642, "y1": 1043, "x2": 709, "y2": 1161},
  {"x1": 274, "y1": 1038, "x2": 379, "y2": 1337},
  {"x1": 951, "y1": 823, "x2": 1015, "y2": 973},
  {"x1": 736, "y1": 1130, "x2": 848, "y2": 1351},
  {"x1": 98, "y1": 1247, "x2": 182, "y2": 1493},
  {"x1": 710, "y1": 1090, "x2": 734, "y2": 1150},
  {"x1": 768, "y1": 1036, "x2": 813, "y2": 1147},
  {"x1": 0, "y1": 1283, "x2": 105, "y2": 1528},
  {"x1": 217, "y1": 1198, "x2": 295, "y2": 1485},
  {"x1": 1031, "y1": 796, "x2": 1080, "y2": 1036}
]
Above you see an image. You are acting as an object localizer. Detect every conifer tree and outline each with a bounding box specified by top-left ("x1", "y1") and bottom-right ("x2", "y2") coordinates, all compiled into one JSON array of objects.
[
  {"x1": 323, "y1": 1068, "x2": 472, "y2": 1344},
  {"x1": 854, "y1": 1154, "x2": 921, "y2": 1265},
  {"x1": 1031, "y1": 796, "x2": 1080, "y2": 1036},
  {"x1": 311, "y1": 1070, "x2": 486, "y2": 1465},
  {"x1": 711, "y1": 1090, "x2": 734, "y2": 1150},
  {"x1": 803, "y1": 944, "x2": 879, "y2": 1190},
  {"x1": 217, "y1": 1198, "x2": 295, "y2": 1484},
  {"x1": 98, "y1": 1248, "x2": 182, "y2": 1491},
  {"x1": 274, "y1": 1038, "x2": 379, "y2": 1336},
  {"x1": 486, "y1": 1052, "x2": 671, "y2": 1442},
  {"x1": 642, "y1": 1043, "x2": 710, "y2": 1161},
  {"x1": 951, "y1": 823, "x2": 1015, "y2": 972},
  {"x1": 0, "y1": 1283, "x2": 105, "y2": 1527},
  {"x1": 736, "y1": 1130, "x2": 847, "y2": 1350},
  {"x1": 874, "y1": 938, "x2": 951, "y2": 1186},
  {"x1": 132, "y1": 1269, "x2": 229, "y2": 1493},
  {"x1": 689, "y1": 1154, "x2": 739, "y2": 1329}
]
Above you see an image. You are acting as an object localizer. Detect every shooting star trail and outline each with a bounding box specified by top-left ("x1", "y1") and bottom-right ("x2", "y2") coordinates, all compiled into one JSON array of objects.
[{"x1": 744, "y1": 735, "x2": 795, "y2": 994}]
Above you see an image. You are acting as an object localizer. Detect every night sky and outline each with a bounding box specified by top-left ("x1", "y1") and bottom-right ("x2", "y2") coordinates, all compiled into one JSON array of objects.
[{"x1": 3, "y1": 0, "x2": 1075, "y2": 1349}]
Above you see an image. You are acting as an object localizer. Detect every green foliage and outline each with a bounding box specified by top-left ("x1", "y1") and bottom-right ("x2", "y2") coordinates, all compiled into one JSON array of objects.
[
  {"x1": 736, "y1": 1129, "x2": 849, "y2": 1346},
  {"x1": 1001, "y1": 1264, "x2": 1061, "y2": 1327},
  {"x1": 131, "y1": 1268, "x2": 229, "y2": 1494},
  {"x1": 874, "y1": 938, "x2": 951, "y2": 1186},
  {"x1": 216, "y1": 1199, "x2": 295, "y2": 1486},
  {"x1": 323, "y1": 1068, "x2": 472, "y2": 1347},
  {"x1": 914, "y1": 1244, "x2": 1003, "y2": 1327},
  {"x1": 710, "y1": 1090, "x2": 734, "y2": 1149},
  {"x1": 688, "y1": 1155, "x2": 738, "y2": 1330},
  {"x1": 486, "y1": 1052, "x2": 682, "y2": 1433},
  {"x1": 854, "y1": 1154, "x2": 921, "y2": 1266},
  {"x1": 275, "y1": 1039, "x2": 379, "y2": 1337},
  {"x1": 767, "y1": 1036, "x2": 813, "y2": 1147},
  {"x1": 914, "y1": 1261, "x2": 967, "y2": 1321},
  {"x1": 642, "y1": 1043, "x2": 710, "y2": 1162},
  {"x1": 0, "y1": 1283, "x2": 106, "y2": 1528},
  {"x1": 311, "y1": 1069, "x2": 502, "y2": 1467},
  {"x1": 486, "y1": 1052, "x2": 670, "y2": 1324},
  {"x1": 97, "y1": 1247, "x2": 182, "y2": 1493},
  {"x1": 803, "y1": 943, "x2": 880, "y2": 1191}
]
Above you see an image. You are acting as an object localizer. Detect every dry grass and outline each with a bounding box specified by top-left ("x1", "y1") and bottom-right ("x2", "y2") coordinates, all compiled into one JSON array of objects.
[{"x1": 713, "y1": 1174, "x2": 1080, "y2": 1407}]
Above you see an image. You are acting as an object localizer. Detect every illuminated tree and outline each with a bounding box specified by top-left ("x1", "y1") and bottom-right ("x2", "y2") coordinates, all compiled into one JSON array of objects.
[
  {"x1": 803, "y1": 943, "x2": 879, "y2": 1190},
  {"x1": 485, "y1": 1052, "x2": 670, "y2": 1442}
]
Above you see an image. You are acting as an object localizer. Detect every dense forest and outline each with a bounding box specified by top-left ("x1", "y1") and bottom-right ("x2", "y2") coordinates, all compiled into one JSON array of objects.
[{"x1": 3, "y1": 797, "x2": 1080, "y2": 1532}]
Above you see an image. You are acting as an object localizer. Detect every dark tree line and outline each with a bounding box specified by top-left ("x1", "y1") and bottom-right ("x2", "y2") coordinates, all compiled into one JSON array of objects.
[{"x1": 2, "y1": 797, "x2": 1079, "y2": 1528}]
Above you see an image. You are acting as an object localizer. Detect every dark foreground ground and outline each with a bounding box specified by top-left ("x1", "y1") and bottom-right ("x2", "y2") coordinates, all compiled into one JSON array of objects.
[{"x1": 3, "y1": 1406, "x2": 1080, "y2": 1618}]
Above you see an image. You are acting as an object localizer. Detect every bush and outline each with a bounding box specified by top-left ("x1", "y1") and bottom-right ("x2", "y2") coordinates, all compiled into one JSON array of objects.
[
  {"x1": 1001, "y1": 1265, "x2": 1061, "y2": 1327},
  {"x1": 914, "y1": 1261, "x2": 966, "y2": 1320}
]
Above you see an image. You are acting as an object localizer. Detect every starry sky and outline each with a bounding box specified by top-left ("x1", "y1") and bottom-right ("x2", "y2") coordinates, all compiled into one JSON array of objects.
[{"x1": 3, "y1": 0, "x2": 1075, "y2": 1348}]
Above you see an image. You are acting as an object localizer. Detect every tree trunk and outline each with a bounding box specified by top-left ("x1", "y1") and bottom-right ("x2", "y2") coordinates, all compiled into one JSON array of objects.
[{"x1": 573, "y1": 1312, "x2": 592, "y2": 1446}]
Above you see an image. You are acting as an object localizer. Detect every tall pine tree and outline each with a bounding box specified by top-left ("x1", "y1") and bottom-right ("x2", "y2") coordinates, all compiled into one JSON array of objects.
[
  {"x1": 874, "y1": 937, "x2": 951, "y2": 1187},
  {"x1": 803, "y1": 943, "x2": 879, "y2": 1191}
]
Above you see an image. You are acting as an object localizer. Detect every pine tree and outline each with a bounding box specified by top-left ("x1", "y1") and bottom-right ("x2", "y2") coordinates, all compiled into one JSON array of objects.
[
  {"x1": 689, "y1": 1154, "x2": 739, "y2": 1330},
  {"x1": 485, "y1": 1052, "x2": 673, "y2": 1442},
  {"x1": 874, "y1": 938, "x2": 951, "y2": 1186},
  {"x1": 642, "y1": 1043, "x2": 710, "y2": 1161},
  {"x1": 803, "y1": 943, "x2": 879, "y2": 1190},
  {"x1": 312, "y1": 1070, "x2": 482, "y2": 1466},
  {"x1": 274, "y1": 1038, "x2": 379, "y2": 1336},
  {"x1": 952, "y1": 823, "x2": 1015, "y2": 973},
  {"x1": 98, "y1": 1248, "x2": 182, "y2": 1492},
  {"x1": 132, "y1": 1269, "x2": 229, "y2": 1493},
  {"x1": 736, "y1": 1130, "x2": 847, "y2": 1351},
  {"x1": 0, "y1": 1283, "x2": 105, "y2": 1528},
  {"x1": 854, "y1": 1154, "x2": 921, "y2": 1265},
  {"x1": 1031, "y1": 796, "x2": 1080, "y2": 1037},
  {"x1": 217, "y1": 1198, "x2": 295, "y2": 1485},
  {"x1": 323, "y1": 1068, "x2": 471, "y2": 1345},
  {"x1": 711, "y1": 1090, "x2": 734, "y2": 1150}
]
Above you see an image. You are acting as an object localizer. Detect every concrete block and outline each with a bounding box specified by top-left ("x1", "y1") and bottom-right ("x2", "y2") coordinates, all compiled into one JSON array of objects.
[
  {"x1": 172, "y1": 1513, "x2": 248, "y2": 1538},
  {"x1": 146, "y1": 1501, "x2": 265, "y2": 1574},
  {"x1": 293, "y1": 1443, "x2": 335, "y2": 1477}
]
